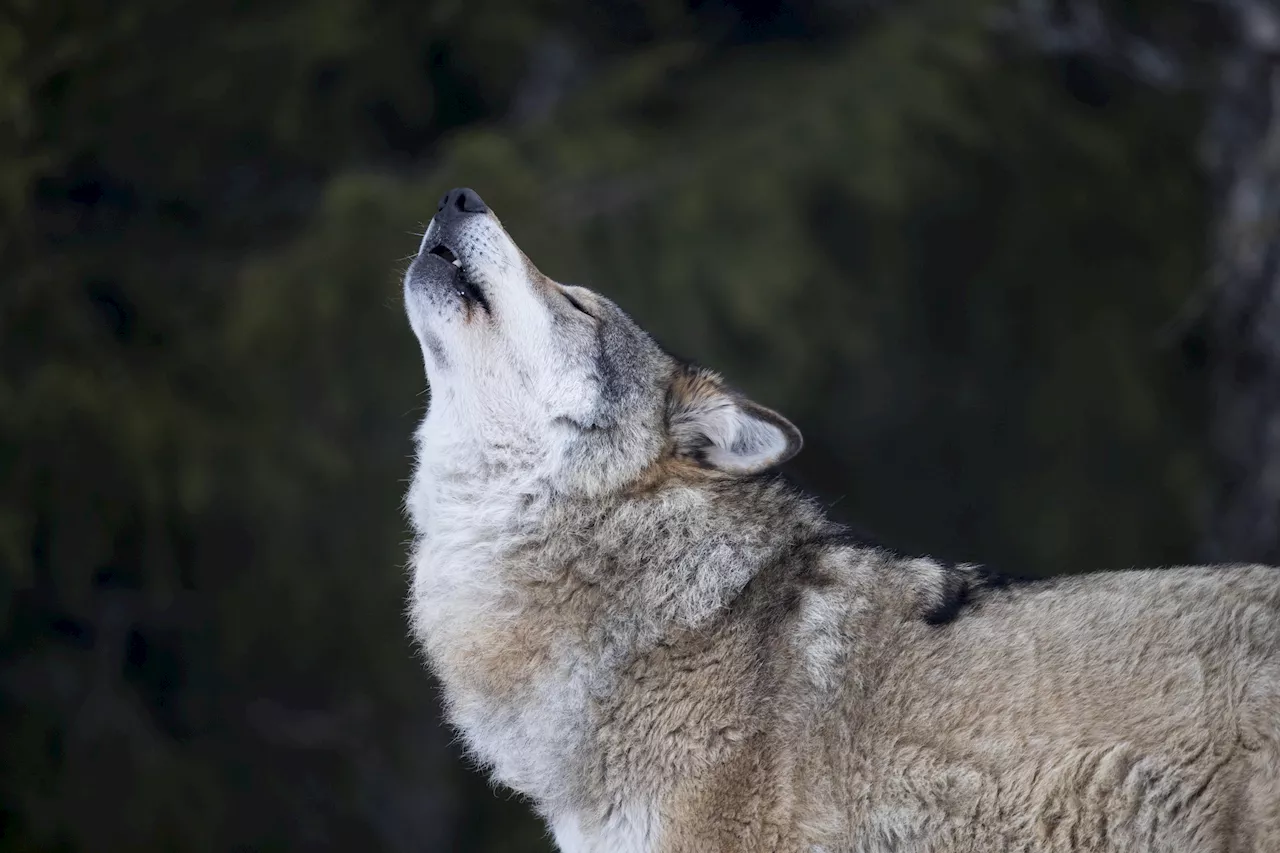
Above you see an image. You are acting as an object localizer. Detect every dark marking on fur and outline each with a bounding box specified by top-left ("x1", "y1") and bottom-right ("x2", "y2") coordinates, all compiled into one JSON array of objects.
[
  {"x1": 593, "y1": 314, "x2": 629, "y2": 410},
  {"x1": 921, "y1": 563, "x2": 1055, "y2": 626},
  {"x1": 922, "y1": 566, "x2": 975, "y2": 626},
  {"x1": 423, "y1": 331, "x2": 449, "y2": 369},
  {"x1": 554, "y1": 414, "x2": 607, "y2": 432}
]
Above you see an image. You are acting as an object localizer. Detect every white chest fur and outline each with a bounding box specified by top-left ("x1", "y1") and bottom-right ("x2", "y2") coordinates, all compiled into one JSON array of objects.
[
  {"x1": 406, "y1": 415, "x2": 596, "y2": 808},
  {"x1": 551, "y1": 805, "x2": 661, "y2": 853},
  {"x1": 406, "y1": 410, "x2": 666, "y2": 844}
]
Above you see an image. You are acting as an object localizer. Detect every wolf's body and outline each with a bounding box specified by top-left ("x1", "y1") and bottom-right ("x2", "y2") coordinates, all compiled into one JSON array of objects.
[{"x1": 403, "y1": 188, "x2": 1280, "y2": 852}]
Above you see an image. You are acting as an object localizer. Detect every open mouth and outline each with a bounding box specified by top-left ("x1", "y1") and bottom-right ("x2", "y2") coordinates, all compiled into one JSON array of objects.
[{"x1": 426, "y1": 243, "x2": 490, "y2": 312}]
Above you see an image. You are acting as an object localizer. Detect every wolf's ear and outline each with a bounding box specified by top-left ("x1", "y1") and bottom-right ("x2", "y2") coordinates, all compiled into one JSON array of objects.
[{"x1": 667, "y1": 367, "x2": 803, "y2": 475}]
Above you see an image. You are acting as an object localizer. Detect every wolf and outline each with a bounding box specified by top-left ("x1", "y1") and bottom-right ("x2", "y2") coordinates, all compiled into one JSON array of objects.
[{"x1": 402, "y1": 187, "x2": 1280, "y2": 852}]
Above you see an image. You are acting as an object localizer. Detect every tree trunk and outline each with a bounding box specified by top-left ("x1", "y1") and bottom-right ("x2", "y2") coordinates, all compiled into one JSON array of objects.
[{"x1": 1202, "y1": 1, "x2": 1280, "y2": 564}]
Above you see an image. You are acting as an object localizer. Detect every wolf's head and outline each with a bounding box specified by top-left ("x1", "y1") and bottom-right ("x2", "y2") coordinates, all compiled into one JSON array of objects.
[{"x1": 404, "y1": 187, "x2": 802, "y2": 494}]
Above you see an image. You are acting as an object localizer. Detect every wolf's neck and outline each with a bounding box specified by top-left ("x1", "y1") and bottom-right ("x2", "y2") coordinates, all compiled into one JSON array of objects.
[
  {"x1": 406, "y1": 429, "x2": 578, "y2": 804},
  {"x1": 407, "y1": 433, "x2": 825, "y2": 811}
]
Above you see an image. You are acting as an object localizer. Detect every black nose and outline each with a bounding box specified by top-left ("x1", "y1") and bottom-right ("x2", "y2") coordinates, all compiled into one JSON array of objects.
[{"x1": 436, "y1": 187, "x2": 488, "y2": 219}]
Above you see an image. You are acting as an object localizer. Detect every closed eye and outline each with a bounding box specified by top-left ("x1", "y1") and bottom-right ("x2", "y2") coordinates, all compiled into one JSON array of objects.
[{"x1": 564, "y1": 292, "x2": 594, "y2": 319}]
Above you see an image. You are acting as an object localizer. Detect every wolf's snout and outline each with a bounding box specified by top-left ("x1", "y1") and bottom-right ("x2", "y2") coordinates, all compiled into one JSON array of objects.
[{"x1": 436, "y1": 187, "x2": 488, "y2": 220}]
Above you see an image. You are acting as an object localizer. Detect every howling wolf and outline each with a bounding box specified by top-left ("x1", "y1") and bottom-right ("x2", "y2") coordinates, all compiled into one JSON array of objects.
[{"x1": 402, "y1": 187, "x2": 1280, "y2": 852}]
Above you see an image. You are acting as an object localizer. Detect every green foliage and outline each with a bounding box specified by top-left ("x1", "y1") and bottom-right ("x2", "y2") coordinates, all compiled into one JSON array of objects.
[
  {"x1": 0, "y1": 0, "x2": 1210, "y2": 850},
  {"x1": 261, "y1": 0, "x2": 1205, "y2": 574}
]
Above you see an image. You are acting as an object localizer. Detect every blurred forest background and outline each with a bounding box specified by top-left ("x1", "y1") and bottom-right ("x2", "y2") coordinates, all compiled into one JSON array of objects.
[{"x1": 4, "y1": 0, "x2": 1280, "y2": 850}]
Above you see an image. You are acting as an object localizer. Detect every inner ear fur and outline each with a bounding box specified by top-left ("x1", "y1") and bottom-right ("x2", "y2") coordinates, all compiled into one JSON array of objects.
[{"x1": 666, "y1": 365, "x2": 803, "y2": 475}]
